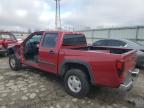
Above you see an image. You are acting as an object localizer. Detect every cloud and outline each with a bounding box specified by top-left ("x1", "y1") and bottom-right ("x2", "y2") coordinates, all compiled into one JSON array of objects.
[
  {"x1": 16, "y1": 9, "x2": 27, "y2": 18},
  {"x1": 64, "y1": 0, "x2": 144, "y2": 29},
  {"x1": 0, "y1": 3, "x2": 3, "y2": 16},
  {"x1": 0, "y1": 0, "x2": 144, "y2": 31}
]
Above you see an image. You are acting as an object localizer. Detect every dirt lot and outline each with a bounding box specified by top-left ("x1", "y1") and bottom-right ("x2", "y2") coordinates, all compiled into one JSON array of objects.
[{"x1": 0, "y1": 57, "x2": 144, "y2": 108}]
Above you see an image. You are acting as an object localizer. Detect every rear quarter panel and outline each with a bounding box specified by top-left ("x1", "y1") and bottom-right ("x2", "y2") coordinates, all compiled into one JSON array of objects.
[{"x1": 58, "y1": 49, "x2": 123, "y2": 87}]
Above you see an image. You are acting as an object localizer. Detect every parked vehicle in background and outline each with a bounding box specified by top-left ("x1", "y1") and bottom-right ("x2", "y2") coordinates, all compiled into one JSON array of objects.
[
  {"x1": 14, "y1": 33, "x2": 28, "y2": 41},
  {"x1": 0, "y1": 32, "x2": 17, "y2": 56},
  {"x1": 8, "y1": 31, "x2": 139, "y2": 98},
  {"x1": 16, "y1": 39, "x2": 23, "y2": 44},
  {"x1": 93, "y1": 39, "x2": 144, "y2": 68}
]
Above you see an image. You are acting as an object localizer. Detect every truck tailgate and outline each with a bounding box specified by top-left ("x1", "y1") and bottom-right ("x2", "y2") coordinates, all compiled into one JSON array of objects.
[{"x1": 122, "y1": 50, "x2": 137, "y2": 78}]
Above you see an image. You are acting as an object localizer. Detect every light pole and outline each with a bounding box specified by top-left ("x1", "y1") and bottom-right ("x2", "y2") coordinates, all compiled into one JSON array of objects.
[{"x1": 54, "y1": 0, "x2": 61, "y2": 30}]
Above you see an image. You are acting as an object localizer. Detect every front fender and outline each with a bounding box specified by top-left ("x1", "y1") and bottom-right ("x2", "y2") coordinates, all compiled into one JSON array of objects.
[
  {"x1": 7, "y1": 44, "x2": 21, "y2": 56},
  {"x1": 7, "y1": 46, "x2": 16, "y2": 55}
]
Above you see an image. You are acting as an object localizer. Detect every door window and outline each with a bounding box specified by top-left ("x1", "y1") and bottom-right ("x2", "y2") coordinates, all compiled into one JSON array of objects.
[
  {"x1": 26, "y1": 34, "x2": 42, "y2": 45},
  {"x1": 42, "y1": 33, "x2": 58, "y2": 48}
]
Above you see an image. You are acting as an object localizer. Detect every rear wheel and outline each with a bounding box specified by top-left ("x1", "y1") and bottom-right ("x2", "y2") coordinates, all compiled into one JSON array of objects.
[
  {"x1": 64, "y1": 69, "x2": 90, "y2": 98},
  {"x1": 9, "y1": 54, "x2": 21, "y2": 71}
]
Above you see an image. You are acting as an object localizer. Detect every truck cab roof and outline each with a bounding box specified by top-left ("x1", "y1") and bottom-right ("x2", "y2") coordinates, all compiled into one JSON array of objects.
[{"x1": 32, "y1": 31, "x2": 84, "y2": 35}]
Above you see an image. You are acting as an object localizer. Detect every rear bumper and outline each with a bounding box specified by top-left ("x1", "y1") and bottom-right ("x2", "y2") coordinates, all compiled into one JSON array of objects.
[{"x1": 119, "y1": 68, "x2": 139, "y2": 91}]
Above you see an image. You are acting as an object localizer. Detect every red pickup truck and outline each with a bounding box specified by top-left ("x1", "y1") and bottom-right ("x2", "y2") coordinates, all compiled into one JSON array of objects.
[
  {"x1": 8, "y1": 31, "x2": 139, "y2": 98},
  {"x1": 0, "y1": 32, "x2": 17, "y2": 56}
]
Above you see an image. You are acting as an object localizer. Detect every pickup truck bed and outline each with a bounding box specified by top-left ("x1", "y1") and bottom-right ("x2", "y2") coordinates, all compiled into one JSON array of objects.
[
  {"x1": 61, "y1": 46, "x2": 137, "y2": 88},
  {"x1": 71, "y1": 46, "x2": 132, "y2": 54}
]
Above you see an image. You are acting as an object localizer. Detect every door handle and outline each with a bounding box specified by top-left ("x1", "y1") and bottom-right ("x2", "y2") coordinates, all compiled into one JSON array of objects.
[{"x1": 48, "y1": 50, "x2": 56, "y2": 55}]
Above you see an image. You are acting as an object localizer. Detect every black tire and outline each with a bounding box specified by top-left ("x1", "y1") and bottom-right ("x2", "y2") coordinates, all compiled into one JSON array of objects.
[
  {"x1": 136, "y1": 64, "x2": 144, "y2": 70},
  {"x1": 64, "y1": 69, "x2": 90, "y2": 98},
  {"x1": 9, "y1": 54, "x2": 21, "y2": 71}
]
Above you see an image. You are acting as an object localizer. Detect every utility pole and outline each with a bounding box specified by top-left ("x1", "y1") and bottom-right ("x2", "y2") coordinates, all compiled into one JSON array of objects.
[{"x1": 54, "y1": 0, "x2": 61, "y2": 30}]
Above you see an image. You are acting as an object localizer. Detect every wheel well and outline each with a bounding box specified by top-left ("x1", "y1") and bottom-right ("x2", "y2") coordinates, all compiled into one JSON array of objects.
[
  {"x1": 62, "y1": 63, "x2": 91, "y2": 81},
  {"x1": 7, "y1": 48, "x2": 15, "y2": 55}
]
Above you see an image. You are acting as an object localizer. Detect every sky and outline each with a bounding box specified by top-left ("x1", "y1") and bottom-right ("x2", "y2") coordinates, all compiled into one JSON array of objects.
[{"x1": 0, "y1": 0, "x2": 144, "y2": 31}]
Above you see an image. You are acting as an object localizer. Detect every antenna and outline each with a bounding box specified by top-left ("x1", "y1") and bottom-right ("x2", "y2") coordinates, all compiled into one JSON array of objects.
[{"x1": 54, "y1": 0, "x2": 61, "y2": 30}]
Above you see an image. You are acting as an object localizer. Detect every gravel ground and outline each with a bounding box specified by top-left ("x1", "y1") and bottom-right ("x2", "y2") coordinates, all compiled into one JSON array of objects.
[{"x1": 0, "y1": 57, "x2": 144, "y2": 108}]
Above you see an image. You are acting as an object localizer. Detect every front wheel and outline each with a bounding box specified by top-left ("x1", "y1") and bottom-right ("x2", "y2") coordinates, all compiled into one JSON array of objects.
[
  {"x1": 64, "y1": 69, "x2": 90, "y2": 98},
  {"x1": 9, "y1": 54, "x2": 21, "y2": 71}
]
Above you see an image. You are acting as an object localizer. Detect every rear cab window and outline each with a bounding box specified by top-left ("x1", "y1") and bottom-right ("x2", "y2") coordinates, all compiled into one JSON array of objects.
[{"x1": 63, "y1": 34, "x2": 87, "y2": 46}]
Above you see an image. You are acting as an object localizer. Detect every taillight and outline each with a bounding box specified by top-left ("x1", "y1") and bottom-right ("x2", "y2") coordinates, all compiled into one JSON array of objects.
[
  {"x1": 2, "y1": 39, "x2": 8, "y2": 48},
  {"x1": 0, "y1": 45, "x2": 2, "y2": 49},
  {"x1": 116, "y1": 60, "x2": 125, "y2": 77}
]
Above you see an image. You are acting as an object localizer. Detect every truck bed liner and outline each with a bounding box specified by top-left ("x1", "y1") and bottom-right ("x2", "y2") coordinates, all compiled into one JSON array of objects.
[{"x1": 71, "y1": 46, "x2": 132, "y2": 54}]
